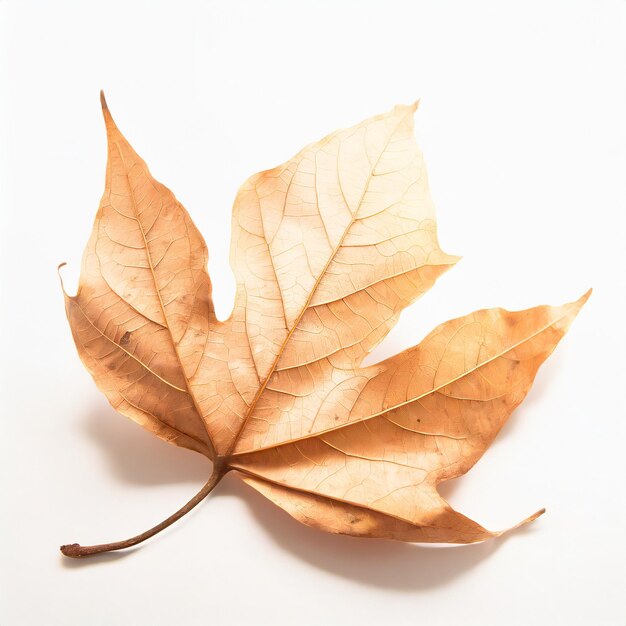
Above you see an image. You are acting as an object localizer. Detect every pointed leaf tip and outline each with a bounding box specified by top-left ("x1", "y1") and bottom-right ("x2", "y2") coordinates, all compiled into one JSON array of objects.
[
  {"x1": 525, "y1": 507, "x2": 546, "y2": 524},
  {"x1": 494, "y1": 507, "x2": 546, "y2": 538},
  {"x1": 567, "y1": 288, "x2": 592, "y2": 317},
  {"x1": 99, "y1": 90, "x2": 116, "y2": 129}
]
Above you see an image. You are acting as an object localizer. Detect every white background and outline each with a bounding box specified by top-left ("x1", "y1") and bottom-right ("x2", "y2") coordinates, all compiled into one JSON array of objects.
[{"x1": 1, "y1": 1, "x2": 624, "y2": 624}]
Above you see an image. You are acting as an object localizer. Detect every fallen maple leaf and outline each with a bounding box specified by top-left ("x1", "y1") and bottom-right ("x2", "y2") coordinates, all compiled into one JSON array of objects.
[{"x1": 59, "y1": 93, "x2": 589, "y2": 557}]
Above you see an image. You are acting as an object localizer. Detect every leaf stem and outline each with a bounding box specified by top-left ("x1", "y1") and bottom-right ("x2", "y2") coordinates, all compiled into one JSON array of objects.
[{"x1": 60, "y1": 464, "x2": 226, "y2": 558}]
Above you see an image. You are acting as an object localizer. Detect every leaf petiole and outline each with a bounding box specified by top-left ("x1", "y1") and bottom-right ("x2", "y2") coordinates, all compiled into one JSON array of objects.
[{"x1": 60, "y1": 463, "x2": 227, "y2": 558}]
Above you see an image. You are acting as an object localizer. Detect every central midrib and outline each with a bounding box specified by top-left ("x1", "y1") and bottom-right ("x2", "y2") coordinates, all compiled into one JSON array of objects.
[
  {"x1": 114, "y1": 141, "x2": 218, "y2": 460},
  {"x1": 231, "y1": 304, "x2": 574, "y2": 457},
  {"x1": 225, "y1": 109, "x2": 414, "y2": 457}
]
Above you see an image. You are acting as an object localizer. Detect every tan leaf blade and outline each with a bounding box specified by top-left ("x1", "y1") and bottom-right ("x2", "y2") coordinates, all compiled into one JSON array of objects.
[
  {"x1": 61, "y1": 93, "x2": 216, "y2": 459},
  {"x1": 232, "y1": 293, "x2": 589, "y2": 542},
  {"x1": 59, "y1": 95, "x2": 589, "y2": 557}
]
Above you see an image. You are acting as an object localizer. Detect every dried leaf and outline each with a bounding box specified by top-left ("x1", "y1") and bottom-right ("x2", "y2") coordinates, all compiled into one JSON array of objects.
[{"x1": 59, "y1": 94, "x2": 589, "y2": 556}]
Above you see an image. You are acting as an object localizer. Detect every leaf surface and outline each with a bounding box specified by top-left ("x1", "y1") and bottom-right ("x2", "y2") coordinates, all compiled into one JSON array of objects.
[{"x1": 62, "y1": 95, "x2": 588, "y2": 546}]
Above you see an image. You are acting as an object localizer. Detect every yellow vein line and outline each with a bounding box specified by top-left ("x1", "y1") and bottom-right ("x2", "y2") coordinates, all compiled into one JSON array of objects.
[
  {"x1": 308, "y1": 260, "x2": 455, "y2": 308},
  {"x1": 118, "y1": 392, "x2": 210, "y2": 451},
  {"x1": 233, "y1": 466, "x2": 436, "y2": 529},
  {"x1": 319, "y1": 438, "x2": 430, "y2": 473},
  {"x1": 71, "y1": 298, "x2": 187, "y2": 393}
]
